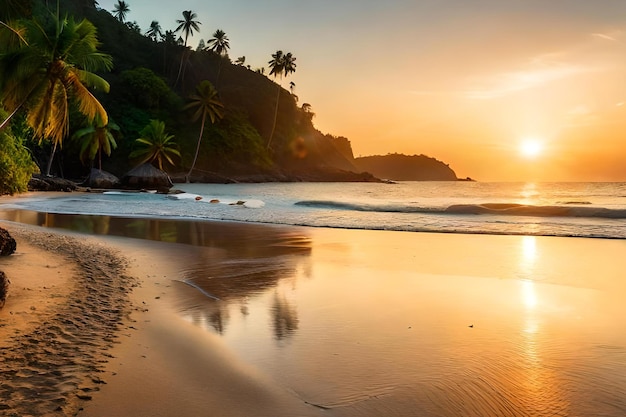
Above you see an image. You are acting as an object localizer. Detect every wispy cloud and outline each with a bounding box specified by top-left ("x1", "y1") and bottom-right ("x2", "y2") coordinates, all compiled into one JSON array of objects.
[
  {"x1": 464, "y1": 64, "x2": 593, "y2": 100},
  {"x1": 591, "y1": 33, "x2": 618, "y2": 42}
]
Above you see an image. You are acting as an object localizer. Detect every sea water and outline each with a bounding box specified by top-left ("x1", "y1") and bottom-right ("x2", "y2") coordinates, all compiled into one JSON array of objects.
[{"x1": 4, "y1": 181, "x2": 626, "y2": 239}]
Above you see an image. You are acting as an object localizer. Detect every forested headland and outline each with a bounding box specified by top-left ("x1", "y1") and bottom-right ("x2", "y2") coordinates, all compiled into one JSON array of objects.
[{"x1": 0, "y1": 0, "x2": 460, "y2": 194}]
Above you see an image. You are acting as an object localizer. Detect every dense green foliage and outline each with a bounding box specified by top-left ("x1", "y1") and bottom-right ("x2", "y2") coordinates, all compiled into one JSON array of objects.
[
  {"x1": 0, "y1": 0, "x2": 365, "y2": 185},
  {"x1": 0, "y1": 113, "x2": 38, "y2": 195}
]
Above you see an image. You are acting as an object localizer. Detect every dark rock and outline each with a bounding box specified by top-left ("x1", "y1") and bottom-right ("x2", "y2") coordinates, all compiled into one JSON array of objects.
[
  {"x1": 83, "y1": 169, "x2": 120, "y2": 189},
  {"x1": 121, "y1": 163, "x2": 173, "y2": 190},
  {"x1": 28, "y1": 174, "x2": 78, "y2": 192},
  {"x1": 0, "y1": 227, "x2": 16, "y2": 256},
  {"x1": 0, "y1": 271, "x2": 8, "y2": 309}
]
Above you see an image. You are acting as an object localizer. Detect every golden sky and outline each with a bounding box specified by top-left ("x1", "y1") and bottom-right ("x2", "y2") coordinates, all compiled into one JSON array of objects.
[{"x1": 101, "y1": 0, "x2": 626, "y2": 181}]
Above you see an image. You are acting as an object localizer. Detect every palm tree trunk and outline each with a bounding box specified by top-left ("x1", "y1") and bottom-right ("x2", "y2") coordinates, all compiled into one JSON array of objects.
[
  {"x1": 175, "y1": 50, "x2": 186, "y2": 87},
  {"x1": 0, "y1": 105, "x2": 23, "y2": 133},
  {"x1": 267, "y1": 83, "x2": 281, "y2": 149},
  {"x1": 45, "y1": 141, "x2": 58, "y2": 177},
  {"x1": 215, "y1": 59, "x2": 222, "y2": 88},
  {"x1": 186, "y1": 111, "x2": 207, "y2": 182}
]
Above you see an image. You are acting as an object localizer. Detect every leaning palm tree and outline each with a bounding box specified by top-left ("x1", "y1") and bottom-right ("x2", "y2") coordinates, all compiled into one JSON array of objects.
[
  {"x1": 0, "y1": 14, "x2": 112, "y2": 176},
  {"x1": 174, "y1": 10, "x2": 201, "y2": 85},
  {"x1": 72, "y1": 117, "x2": 119, "y2": 171},
  {"x1": 267, "y1": 50, "x2": 296, "y2": 149},
  {"x1": 184, "y1": 80, "x2": 224, "y2": 181},
  {"x1": 129, "y1": 120, "x2": 180, "y2": 170},
  {"x1": 145, "y1": 20, "x2": 162, "y2": 42},
  {"x1": 112, "y1": 0, "x2": 129, "y2": 23},
  {"x1": 206, "y1": 29, "x2": 230, "y2": 86}
]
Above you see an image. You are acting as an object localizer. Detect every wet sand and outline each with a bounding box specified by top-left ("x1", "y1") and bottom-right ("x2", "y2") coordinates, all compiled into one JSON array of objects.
[{"x1": 1, "y1": 215, "x2": 625, "y2": 416}]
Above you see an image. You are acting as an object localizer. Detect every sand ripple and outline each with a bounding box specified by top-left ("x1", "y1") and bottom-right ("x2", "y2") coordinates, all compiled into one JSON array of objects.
[{"x1": 0, "y1": 225, "x2": 135, "y2": 416}]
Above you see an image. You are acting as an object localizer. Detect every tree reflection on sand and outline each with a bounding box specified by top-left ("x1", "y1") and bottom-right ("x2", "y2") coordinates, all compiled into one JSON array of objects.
[
  {"x1": 271, "y1": 292, "x2": 299, "y2": 340},
  {"x1": 0, "y1": 209, "x2": 312, "y2": 339}
]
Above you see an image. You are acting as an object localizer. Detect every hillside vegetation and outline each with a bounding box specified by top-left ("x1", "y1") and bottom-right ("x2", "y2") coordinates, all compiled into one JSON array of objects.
[{"x1": 0, "y1": 0, "x2": 461, "y2": 188}]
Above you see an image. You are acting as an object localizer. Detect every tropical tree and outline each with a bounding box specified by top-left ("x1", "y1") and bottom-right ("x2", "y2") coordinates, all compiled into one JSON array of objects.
[
  {"x1": 112, "y1": 0, "x2": 129, "y2": 23},
  {"x1": 235, "y1": 56, "x2": 245, "y2": 66},
  {"x1": 129, "y1": 119, "x2": 180, "y2": 170},
  {"x1": 145, "y1": 20, "x2": 162, "y2": 41},
  {"x1": 206, "y1": 29, "x2": 229, "y2": 55},
  {"x1": 206, "y1": 29, "x2": 230, "y2": 86},
  {"x1": 0, "y1": 14, "x2": 112, "y2": 176},
  {"x1": 267, "y1": 50, "x2": 296, "y2": 148},
  {"x1": 174, "y1": 10, "x2": 201, "y2": 85},
  {"x1": 183, "y1": 80, "x2": 224, "y2": 180},
  {"x1": 175, "y1": 10, "x2": 200, "y2": 47},
  {"x1": 72, "y1": 117, "x2": 119, "y2": 171},
  {"x1": 289, "y1": 81, "x2": 298, "y2": 102}
]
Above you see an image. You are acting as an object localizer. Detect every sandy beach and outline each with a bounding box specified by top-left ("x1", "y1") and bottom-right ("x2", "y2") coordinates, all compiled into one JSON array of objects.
[{"x1": 1, "y1": 211, "x2": 625, "y2": 417}]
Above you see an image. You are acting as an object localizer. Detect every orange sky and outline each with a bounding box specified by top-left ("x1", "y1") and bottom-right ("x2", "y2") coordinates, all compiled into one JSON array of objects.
[{"x1": 101, "y1": 0, "x2": 626, "y2": 181}]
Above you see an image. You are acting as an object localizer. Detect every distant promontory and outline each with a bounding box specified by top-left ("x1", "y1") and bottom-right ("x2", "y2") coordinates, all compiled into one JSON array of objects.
[{"x1": 354, "y1": 153, "x2": 458, "y2": 181}]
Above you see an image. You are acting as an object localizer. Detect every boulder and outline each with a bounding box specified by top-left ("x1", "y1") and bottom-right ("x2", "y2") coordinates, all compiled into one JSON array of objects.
[
  {"x1": 0, "y1": 270, "x2": 8, "y2": 309},
  {"x1": 28, "y1": 174, "x2": 78, "y2": 192},
  {"x1": 121, "y1": 163, "x2": 173, "y2": 191},
  {"x1": 83, "y1": 168, "x2": 120, "y2": 189},
  {"x1": 0, "y1": 227, "x2": 16, "y2": 256}
]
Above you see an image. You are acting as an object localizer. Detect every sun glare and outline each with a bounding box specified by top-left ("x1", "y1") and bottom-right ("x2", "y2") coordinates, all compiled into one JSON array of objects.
[{"x1": 519, "y1": 138, "x2": 543, "y2": 158}]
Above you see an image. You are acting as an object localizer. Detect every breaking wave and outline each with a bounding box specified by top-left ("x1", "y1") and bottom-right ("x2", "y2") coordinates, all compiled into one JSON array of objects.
[{"x1": 295, "y1": 200, "x2": 626, "y2": 219}]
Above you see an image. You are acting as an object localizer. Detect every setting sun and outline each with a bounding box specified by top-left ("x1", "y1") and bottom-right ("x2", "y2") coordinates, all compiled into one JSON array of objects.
[{"x1": 519, "y1": 139, "x2": 544, "y2": 159}]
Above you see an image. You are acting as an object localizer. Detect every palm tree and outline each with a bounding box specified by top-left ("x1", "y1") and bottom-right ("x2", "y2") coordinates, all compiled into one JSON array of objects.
[
  {"x1": 235, "y1": 56, "x2": 245, "y2": 66},
  {"x1": 174, "y1": 10, "x2": 201, "y2": 85},
  {"x1": 129, "y1": 120, "x2": 180, "y2": 170},
  {"x1": 206, "y1": 29, "x2": 230, "y2": 86},
  {"x1": 0, "y1": 14, "x2": 112, "y2": 175},
  {"x1": 112, "y1": 0, "x2": 129, "y2": 23},
  {"x1": 184, "y1": 80, "x2": 224, "y2": 181},
  {"x1": 267, "y1": 50, "x2": 296, "y2": 148},
  {"x1": 175, "y1": 10, "x2": 200, "y2": 47},
  {"x1": 145, "y1": 20, "x2": 162, "y2": 42},
  {"x1": 206, "y1": 29, "x2": 229, "y2": 55},
  {"x1": 72, "y1": 117, "x2": 119, "y2": 170}
]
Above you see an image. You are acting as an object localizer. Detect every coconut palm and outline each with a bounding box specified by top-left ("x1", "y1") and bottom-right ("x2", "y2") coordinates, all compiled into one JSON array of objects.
[
  {"x1": 206, "y1": 29, "x2": 230, "y2": 86},
  {"x1": 72, "y1": 117, "x2": 119, "y2": 171},
  {"x1": 184, "y1": 80, "x2": 224, "y2": 181},
  {"x1": 175, "y1": 10, "x2": 200, "y2": 47},
  {"x1": 174, "y1": 10, "x2": 201, "y2": 85},
  {"x1": 206, "y1": 29, "x2": 229, "y2": 55},
  {"x1": 129, "y1": 120, "x2": 180, "y2": 170},
  {"x1": 267, "y1": 50, "x2": 296, "y2": 148},
  {"x1": 112, "y1": 0, "x2": 129, "y2": 23},
  {"x1": 0, "y1": 14, "x2": 112, "y2": 175},
  {"x1": 145, "y1": 20, "x2": 162, "y2": 42}
]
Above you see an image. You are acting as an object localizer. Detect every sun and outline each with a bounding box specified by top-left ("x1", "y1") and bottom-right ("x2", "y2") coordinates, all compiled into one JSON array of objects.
[{"x1": 519, "y1": 138, "x2": 544, "y2": 158}]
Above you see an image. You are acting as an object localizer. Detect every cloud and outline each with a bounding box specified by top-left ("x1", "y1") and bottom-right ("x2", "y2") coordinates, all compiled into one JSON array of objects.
[
  {"x1": 464, "y1": 64, "x2": 593, "y2": 100},
  {"x1": 591, "y1": 33, "x2": 618, "y2": 42}
]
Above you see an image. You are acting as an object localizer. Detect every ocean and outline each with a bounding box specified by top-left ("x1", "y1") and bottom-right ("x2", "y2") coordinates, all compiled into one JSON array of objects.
[{"x1": 3, "y1": 181, "x2": 626, "y2": 239}]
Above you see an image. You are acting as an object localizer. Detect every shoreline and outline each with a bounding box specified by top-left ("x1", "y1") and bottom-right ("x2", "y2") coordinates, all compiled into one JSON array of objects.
[
  {"x1": 1, "y1": 196, "x2": 625, "y2": 416},
  {"x1": 0, "y1": 221, "x2": 322, "y2": 417}
]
